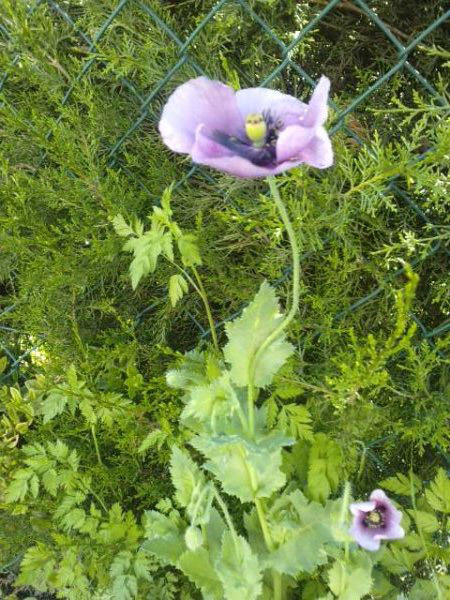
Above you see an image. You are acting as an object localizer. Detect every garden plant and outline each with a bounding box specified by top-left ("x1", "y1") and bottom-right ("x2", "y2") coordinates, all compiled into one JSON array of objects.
[{"x1": 0, "y1": 0, "x2": 449, "y2": 599}]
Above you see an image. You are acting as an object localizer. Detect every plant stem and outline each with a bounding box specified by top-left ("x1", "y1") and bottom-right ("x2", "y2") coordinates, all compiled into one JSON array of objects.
[
  {"x1": 78, "y1": 477, "x2": 108, "y2": 513},
  {"x1": 255, "y1": 497, "x2": 274, "y2": 550},
  {"x1": 247, "y1": 176, "x2": 301, "y2": 436},
  {"x1": 91, "y1": 425, "x2": 103, "y2": 466},
  {"x1": 273, "y1": 572, "x2": 283, "y2": 600},
  {"x1": 339, "y1": 482, "x2": 351, "y2": 560},
  {"x1": 213, "y1": 487, "x2": 240, "y2": 551},
  {"x1": 265, "y1": 177, "x2": 301, "y2": 337},
  {"x1": 88, "y1": 486, "x2": 108, "y2": 513},
  {"x1": 247, "y1": 380, "x2": 256, "y2": 437},
  {"x1": 164, "y1": 257, "x2": 219, "y2": 352},
  {"x1": 191, "y1": 265, "x2": 220, "y2": 353},
  {"x1": 255, "y1": 498, "x2": 282, "y2": 600}
]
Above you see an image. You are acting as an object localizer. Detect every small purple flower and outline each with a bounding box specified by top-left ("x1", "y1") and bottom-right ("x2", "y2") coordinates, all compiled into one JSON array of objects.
[
  {"x1": 349, "y1": 489, "x2": 405, "y2": 552},
  {"x1": 159, "y1": 76, "x2": 333, "y2": 178}
]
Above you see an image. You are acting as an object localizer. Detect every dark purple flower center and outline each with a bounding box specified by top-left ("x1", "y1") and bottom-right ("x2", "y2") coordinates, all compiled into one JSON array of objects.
[
  {"x1": 212, "y1": 111, "x2": 283, "y2": 167},
  {"x1": 363, "y1": 508, "x2": 385, "y2": 529}
]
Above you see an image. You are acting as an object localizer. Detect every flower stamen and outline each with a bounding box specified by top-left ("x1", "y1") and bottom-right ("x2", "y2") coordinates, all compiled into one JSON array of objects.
[{"x1": 363, "y1": 509, "x2": 385, "y2": 529}]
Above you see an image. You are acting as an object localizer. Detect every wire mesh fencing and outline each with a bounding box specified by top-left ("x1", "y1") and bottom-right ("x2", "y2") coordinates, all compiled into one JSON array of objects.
[{"x1": 0, "y1": 0, "x2": 449, "y2": 383}]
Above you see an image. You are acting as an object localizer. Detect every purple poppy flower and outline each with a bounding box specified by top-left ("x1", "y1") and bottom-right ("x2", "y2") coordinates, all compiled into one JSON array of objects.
[
  {"x1": 159, "y1": 76, "x2": 333, "y2": 178},
  {"x1": 349, "y1": 489, "x2": 405, "y2": 552}
]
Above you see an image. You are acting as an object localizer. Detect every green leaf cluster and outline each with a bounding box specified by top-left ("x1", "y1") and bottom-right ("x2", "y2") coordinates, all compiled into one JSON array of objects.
[{"x1": 0, "y1": 0, "x2": 449, "y2": 598}]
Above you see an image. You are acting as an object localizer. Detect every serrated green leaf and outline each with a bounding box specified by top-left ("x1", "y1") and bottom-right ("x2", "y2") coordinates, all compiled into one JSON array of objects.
[
  {"x1": 380, "y1": 544, "x2": 425, "y2": 575},
  {"x1": 371, "y1": 569, "x2": 396, "y2": 597},
  {"x1": 265, "y1": 397, "x2": 279, "y2": 428},
  {"x1": 138, "y1": 429, "x2": 168, "y2": 454},
  {"x1": 30, "y1": 474, "x2": 39, "y2": 498},
  {"x1": 15, "y1": 544, "x2": 55, "y2": 590},
  {"x1": 406, "y1": 578, "x2": 439, "y2": 600},
  {"x1": 54, "y1": 492, "x2": 86, "y2": 520},
  {"x1": 380, "y1": 472, "x2": 422, "y2": 497},
  {"x1": 277, "y1": 404, "x2": 313, "y2": 441},
  {"x1": 328, "y1": 559, "x2": 372, "y2": 600},
  {"x1": 192, "y1": 433, "x2": 292, "y2": 502},
  {"x1": 170, "y1": 446, "x2": 213, "y2": 525},
  {"x1": 111, "y1": 574, "x2": 138, "y2": 600},
  {"x1": 166, "y1": 350, "x2": 209, "y2": 390},
  {"x1": 170, "y1": 446, "x2": 204, "y2": 508},
  {"x1": 79, "y1": 397, "x2": 97, "y2": 424},
  {"x1": 42, "y1": 468, "x2": 59, "y2": 496},
  {"x1": 179, "y1": 548, "x2": 223, "y2": 598},
  {"x1": 204, "y1": 507, "x2": 227, "y2": 564},
  {"x1": 110, "y1": 551, "x2": 133, "y2": 579},
  {"x1": 425, "y1": 468, "x2": 450, "y2": 513},
  {"x1": 265, "y1": 491, "x2": 333, "y2": 576},
  {"x1": 143, "y1": 510, "x2": 185, "y2": 565},
  {"x1": 215, "y1": 531, "x2": 262, "y2": 600},
  {"x1": 48, "y1": 439, "x2": 69, "y2": 460},
  {"x1": 133, "y1": 551, "x2": 153, "y2": 582},
  {"x1": 161, "y1": 230, "x2": 174, "y2": 261},
  {"x1": 408, "y1": 509, "x2": 439, "y2": 533},
  {"x1": 177, "y1": 233, "x2": 202, "y2": 267},
  {"x1": 123, "y1": 230, "x2": 167, "y2": 289},
  {"x1": 0, "y1": 355, "x2": 9, "y2": 374},
  {"x1": 206, "y1": 353, "x2": 222, "y2": 381},
  {"x1": 224, "y1": 281, "x2": 294, "y2": 388},
  {"x1": 5, "y1": 468, "x2": 32, "y2": 502},
  {"x1": 41, "y1": 391, "x2": 67, "y2": 423},
  {"x1": 66, "y1": 364, "x2": 78, "y2": 388},
  {"x1": 161, "y1": 184, "x2": 173, "y2": 215},
  {"x1": 181, "y1": 373, "x2": 241, "y2": 430},
  {"x1": 53, "y1": 549, "x2": 78, "y2": 588},
  {"x1": 60, "y1": 507, "x2": 86, "y2": 531},
  {"x1": 307, "y1": 434, "x2": 342, "y2": 502},
  {"x1": 307, "y1": 458, "x2": 330, "y2": 503},
  {"x1": 131, "y1": 216, "x2": 144, "y2": 237},
  {"x1": 112, "y1": 214, "x2": 135, "y2": 237},
  {"x1": 169, "y1": 273, "x2": 189, "y2": 307},
  {"x1": 275, "y1": 382, "x2": 304, "y2": 399},
  {"x1": 302, "y1": 581, "x2": 327, "y2": 600}
]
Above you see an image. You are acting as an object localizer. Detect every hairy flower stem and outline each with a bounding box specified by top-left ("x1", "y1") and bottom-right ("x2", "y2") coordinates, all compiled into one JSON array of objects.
[
  {"x1": 191, "y1": 265, "x2": 220, "y2": 353},
  {"x1": 247, "y1": 176, "x2": 301, "y2": 436},
  {"x1": 213, "y1": 487, "x2": 240, "y2": 552}
]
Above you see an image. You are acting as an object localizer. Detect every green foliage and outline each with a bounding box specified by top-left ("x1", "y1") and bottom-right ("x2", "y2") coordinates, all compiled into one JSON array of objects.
[
  {"x1": 0, "y1": 0, "x2": 449, "y2": 598},
  {"x1": 169, "y1": 274, "x2": 189, "y2": 307},
  {"x1": 113, "y1": 185, "x2": 201, "y2": 298},
  {"x1": 39, "y1": 364, "x2": 131, "y2": 427},
  {"x1": 224, "y1": 281, "x2": 294, "y2": 388},
  {"x1": 425, "y1": 468, "x2": 450, "y2": 514},
  {"x1": 306, "y1": 434, "x2": 343, "y2": 503},
  {"x1": 217, "y1": 532, "x2": 262, "y2": 600},
  {"x1": 262, "y1": 490, "x2": 335, "y2": 576},
  {"x1": 327, "y1": 553, "x2": 372, "y2": 600}
]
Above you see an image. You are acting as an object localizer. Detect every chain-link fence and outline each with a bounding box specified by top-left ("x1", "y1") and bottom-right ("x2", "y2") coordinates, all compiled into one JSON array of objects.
[{"x1": 1, "y1": 0, "x2": 449, "y2": 383}]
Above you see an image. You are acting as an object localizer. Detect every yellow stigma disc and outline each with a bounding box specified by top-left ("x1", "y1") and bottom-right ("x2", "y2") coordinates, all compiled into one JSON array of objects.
[
  {"x1": 367, "y1": 511, "x2": 382, "y2": 525},
  {"x1": 245, "y1": 113, "x2": 267, "y2": 147}
]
